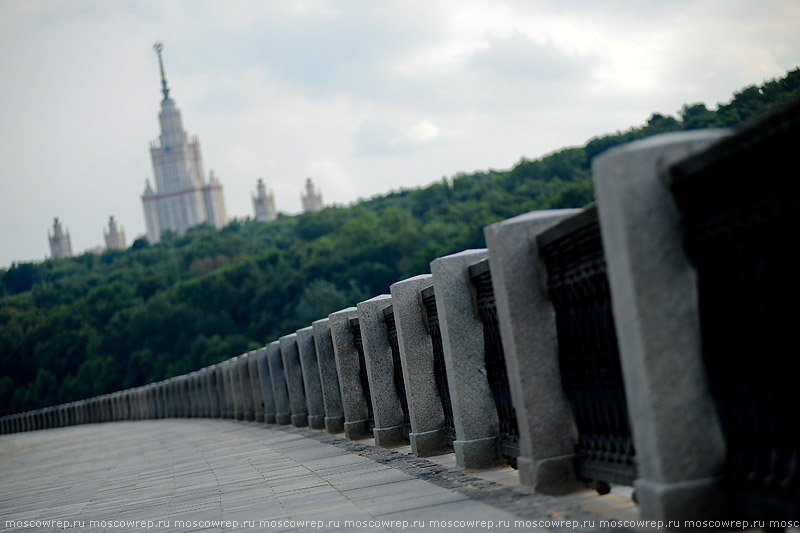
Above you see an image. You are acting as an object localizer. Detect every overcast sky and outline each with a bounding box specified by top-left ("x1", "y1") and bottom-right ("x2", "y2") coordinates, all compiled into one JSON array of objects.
[{"x1": 1, "y1": 0, "x2": 798, "y2": 268}]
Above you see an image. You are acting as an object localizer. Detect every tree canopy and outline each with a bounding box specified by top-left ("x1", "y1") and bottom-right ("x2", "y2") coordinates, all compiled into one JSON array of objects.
[{"x1": 2, "y1": 68, "x2": 798, "y2": 415}]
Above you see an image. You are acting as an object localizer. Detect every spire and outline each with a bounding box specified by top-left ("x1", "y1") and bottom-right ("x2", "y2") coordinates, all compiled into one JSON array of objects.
[{"x1": 153, "y1": 41, "x2": 170, "y2": 101}]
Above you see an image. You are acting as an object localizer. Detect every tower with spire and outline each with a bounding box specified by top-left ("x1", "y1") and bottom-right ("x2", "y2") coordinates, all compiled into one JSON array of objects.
[
  {"x1": 104, "y1": 216, "x2": 126, "y2": 250},
  {"x1": 141, "y1": 42, "x2": 227, "y2": 243},
  {"x1": 252, "y1": 178, "x2": 277, "y2": 222},
  {"x1": 301, "y1": 178, "x2": 323, "y2": 213},
  {"x1": 48, "y1": 217, "x2": 72, "y2": 259}
]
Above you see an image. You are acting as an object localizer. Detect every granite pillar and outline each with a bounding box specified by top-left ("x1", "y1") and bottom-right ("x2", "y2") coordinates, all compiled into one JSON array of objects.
[
  {"x1": 206, "y1": 365, "x2": 221, "y2": 418},
  {"x1": 229, "y1": 356, "x2": 244, "y2": 420},
  {"x1": 358, "y1": 294, "x2": 408, "y2": 447},
  {"x1": 279, "y1": 334, "x2": 309, "y2": 427},
  {"x1": 592, "y1": 130, "x2": 730, "y2": 521},
  {"x1": 236, "y1": 353, "x2": 255, "y2": 421},
  {"x1": 255, "y1": 346, "x2": 277, "y2": 423},
  {"x1": 246, "y1": 350, "x2": 265, "y2": 422},
  {"x1": 267, "y1": 341, "x2": 292, "y2": 425},
  {"x1": 483, "y1": 209, "x2": 582, "y2": 493},
  {"x1": 329, "y1": 307, "x2": 371, "y2": 440},
  {"x1": 390, "y1": 274, "x2": 451, "y2": 456},
  {"x1": 214, "y1": 364, "x2": 227, "y2": 419},
  {"x1": 312, "y1": 318, "x2": 345, "y2": 433},
  {"x1": 431, "y1": 249, "x2": 504, "y2": 469},
  {"x1": 296, "y1": 326, "x2": 326, "y2": 429}
]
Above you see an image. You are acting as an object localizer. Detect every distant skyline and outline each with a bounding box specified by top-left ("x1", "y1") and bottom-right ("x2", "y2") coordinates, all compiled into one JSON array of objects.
[{"x1": 1, "y1": 0, "x2": 798, "y2": 268}]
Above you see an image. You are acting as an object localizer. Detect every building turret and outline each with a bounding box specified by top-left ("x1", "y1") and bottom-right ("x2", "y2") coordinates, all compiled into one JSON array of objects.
[
  {"x1": 48, "y1": 217, "x2": 72, "y2": 259},
  {"x1": 301, "y1": 178, "x2": 323, "y2": 213},
  {"x1": 253, "y1": 178, "x2": 277, "y2": 222},
  {"x1": 104, "y1": 216, "x2": 126, "y2": 250}
]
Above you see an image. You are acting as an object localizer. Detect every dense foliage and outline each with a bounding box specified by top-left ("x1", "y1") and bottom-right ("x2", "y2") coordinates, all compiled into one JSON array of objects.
[{"x1": 2, "y1": 69, "x2": 798, "y2": 415}]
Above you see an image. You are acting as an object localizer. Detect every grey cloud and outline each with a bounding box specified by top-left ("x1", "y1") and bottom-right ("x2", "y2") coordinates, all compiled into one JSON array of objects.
[
  {"x1": 469, "y1": 32, "x2": 595, "y2": 82},
  {"x1": 354, "y1": 117, "x2": 445, "y2": 157}
]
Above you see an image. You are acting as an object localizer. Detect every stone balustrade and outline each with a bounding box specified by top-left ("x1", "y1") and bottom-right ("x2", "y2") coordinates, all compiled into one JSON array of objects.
[{"x1": 3, "y1": 101, "x2": 798, "y2": 524}]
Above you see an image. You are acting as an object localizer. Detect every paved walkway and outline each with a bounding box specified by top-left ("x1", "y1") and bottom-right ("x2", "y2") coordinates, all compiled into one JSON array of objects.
[{"x1": 0, "y1": 420, "x2": 637, "y2": 532}]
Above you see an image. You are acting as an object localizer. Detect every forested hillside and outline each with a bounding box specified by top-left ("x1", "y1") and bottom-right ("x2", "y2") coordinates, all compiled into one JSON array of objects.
[{"x1": 2, "y1": 68, "x2": 798, "y2": 415}]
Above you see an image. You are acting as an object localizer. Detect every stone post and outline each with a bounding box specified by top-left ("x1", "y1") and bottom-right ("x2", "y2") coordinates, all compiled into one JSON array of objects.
[
  {"x1": 148, "y1": 383, "x2": 158, "y2": 419},
  {"x1": 178, "y1": 376, "x2": 190, "y2": 418},
  {"x1": 198, "y1": 368, "x2": 208, "y2": 418},
  {"x1": 125, "y1": 394, "x2": 134, "y2": 422},
  {"x1": 280, "y1": 334, "x2": 309, "y2": 427},
  {"x1": 312, "y1": 318, "x2": 345, "y2": 433},
  {"x1": 483, "y1": 209, "x2": 581, "y2": 493},
  {"x1": 171, "y1": 378, "x2": 182, "y2": 418},
  {"x1": 358, "y1": 294, "x2": 408, "y2": 447},
  {"x1": 255, "y1": 347, "x2": 277, "y2": 423},
  {"x1": 431, "y1": 249, "x2": 504, "y2": 469},
  {"x1": 267, "y1": 341, "x2": 292, "y2": 425},
  {"x1": 161, "y1": 380, "x2": 171, "y2": 418},
  {"x1": 187, "y1": 372, "x2": 200, "y2": 418},
  {"x1": 247, "y1": 350, "x2": 265, "y2": 422},
  {"x1": 169, "y1": 378, "x2": 180, "y2": 418},
  {"x1": 237, "y1": 353, "x2": 255, "y2": 421},
  {"x1": 214, "y1": 364, "x2": 227, "y2": 419},
  {"x1": 296, "y1": 326, "x2": 326, "y2": 429},
  {"x1": 111, "y1": 393, "x2": 120, "y2": 422},
  {"x1": 329, "y1": 307, "x2": 371, "y2": 440},
  {"x1": 390, "y1": 274, "x2": 450, "y2": 456},
  {"x1": 206, "y1": 365, "x2": 221, "y2": 418},
  {"x1": 217, "y1": 362, "x2": 228, "y2": 418},
  {"x1": 196, "y1": 370, "x2": 208, "y2": 417},
  {"x1": 592, "y1": 131, "x2": 730, "y2": 521},
  {"x1": 159, "y1": 380, "x2": 170, "y2": 419},
  {"x1": 136, "y1": 385, "x2": 147, "y2": 420},
  {"x1": 195, "y1": 368, "x2": 208, "y2": 418},
  {"x1": 79, "y1": 398, "x2": 89, "y2": 424},
  {"x1": 132, "y1": 390, "x2": 142, "y2": 421},
  {"x1": 106, "y1": 398, "x2": 114, "y2": 423},
  {"x1": 120, "y1": 392, "x2": 129, "y2": 421},
  {"x1": 113, "y1": 394, "x2": 122, "y2": 421},
  {"x1": 229, "y1": 356, "x2": 244, "y2": 420}
]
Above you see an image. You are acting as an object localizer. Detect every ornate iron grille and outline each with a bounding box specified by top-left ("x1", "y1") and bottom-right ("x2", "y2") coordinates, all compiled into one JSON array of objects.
[
  {"x1": 668, "y1": 98, "x2": 800, "y2": 519},
  {"x1": 421, "y1": 286, "x2": 456, "y2": 445},
  {"x1": 468, "y1": 259, "x2": 520, "y2": 466},
  {"x1": 383, "y1": 306, "x2": 411, "y2": 436},
  {"x1": 349, "y1": 317, "x2": 375, "y2": 431},
  {"x1": 537, "y1": 206, "x2": 637, "y2": 486}
]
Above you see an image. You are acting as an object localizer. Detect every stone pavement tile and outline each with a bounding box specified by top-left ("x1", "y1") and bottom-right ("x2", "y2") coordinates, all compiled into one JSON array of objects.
[
  {"x1": 359, "y1": 490, "x2": 466, "y2": 516},
  {"x1": 32, "y1": 502, "x2": 86, "y2": 518},
  {"x1": 324, "y1": 467, "x2": 412, "y2": 489},
  {"x1": 220, "y1": 487, "x2": 274, "y2": 507},
  {"x1": 174, "y1": 483, "x2": 221, "y2": 496},
  {"x1": 309, "y1": 459, "x2": 387, "y2": 477},
  {"x1": 350, "y1": 488, "x2": 463, "y2": 514},
  {"x1": 280, "y1": 488, "x2": 351, "y2": 508},
  {"x1": 340, "y1": 478, "x2": 445, "y2": 501},
  {"x1": 379, "y1": 498, "x2": 521, "y2": 527},
  {"x1": 270, "y1": 479, "x2": 330, "y2": 495},
  {"x1": 259, "y1": 464, "x2": 313, "y2": 481}
]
